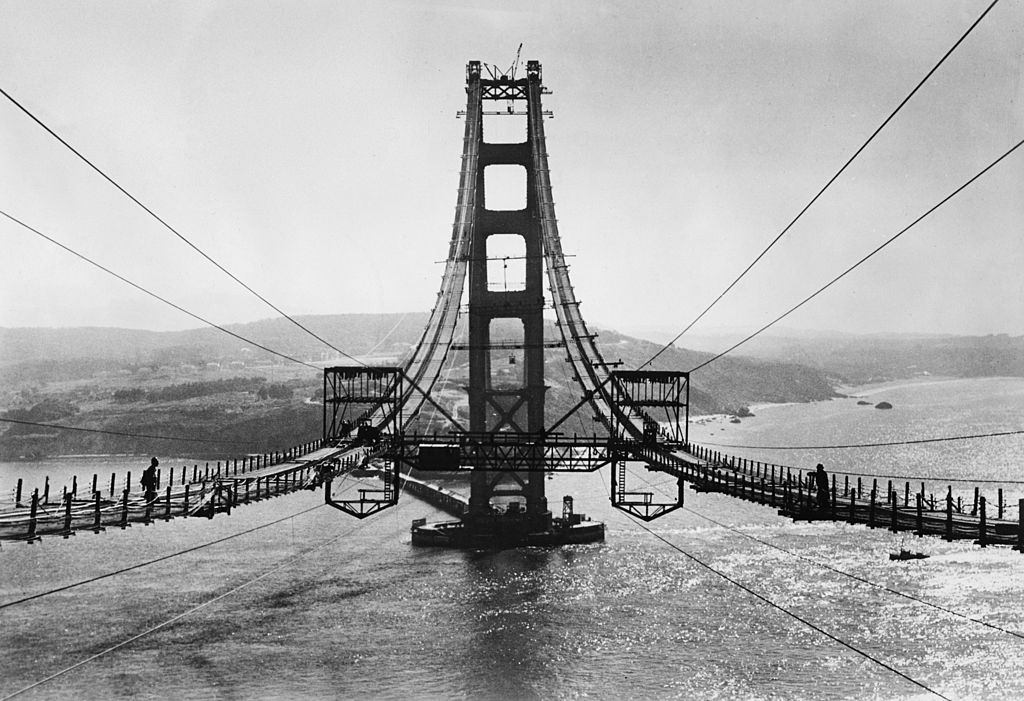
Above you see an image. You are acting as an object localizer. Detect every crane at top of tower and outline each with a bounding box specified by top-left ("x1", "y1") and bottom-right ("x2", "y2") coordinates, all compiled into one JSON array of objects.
[
  {"x1": 478, "y1": 44, "x2": 525, "y2": 83},
  {"x1": 507, "y1": 43, "x2": 523, "y2": 81}
]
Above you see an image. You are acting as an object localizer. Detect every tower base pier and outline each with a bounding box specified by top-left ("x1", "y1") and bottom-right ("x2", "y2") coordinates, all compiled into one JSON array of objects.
[
  {"x1": 404, "y1": 477, "x2": 604, "y2": 548},
  {"x1": 411, "y1": 517, "x2": 605, "y2": 548}
]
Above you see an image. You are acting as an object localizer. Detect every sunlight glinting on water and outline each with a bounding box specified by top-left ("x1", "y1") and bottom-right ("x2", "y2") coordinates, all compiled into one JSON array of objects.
[{"x1": 2, "y1": 377, "x2": 1024, "y2": 699}]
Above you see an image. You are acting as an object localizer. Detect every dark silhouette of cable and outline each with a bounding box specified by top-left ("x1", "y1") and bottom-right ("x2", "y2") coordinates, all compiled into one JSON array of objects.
[
  {"x1": 1, "y1": 208, "x2": 319, "y2": 370},
  {"x1": 688, "y1": 137, "x2": 1024, "y2": 373},
  {"x1": 1, "y1": 506, "x2": 371, "y2": 700},
  {"x1": 682, "y1": 505, "x2": 1024, "y2": 642},
  {"x1": 702, "y1": 428, "x2": 1024, "y2": 450},
  {"x1": 640, "y1": 0, "x2": 1002, "y2": 370},
  {"x1": 0, "y1": 85, "x2": 365, "y2": 367},
  {"x1": 597, "y1": 467, "x2": 949, "y2": 698},
  {"x1": 0, "y1": 501, "x2": 340, "y2": 611},
  {"x1": 619, "y1": 511, "x2": 952, "y2": 700},
  {"x1": 824, "y1": 471, "x2": 1024, "y2": 485},
  {"x1": 690, "y1": 441, "x2": 1024, "y2": 485},
  {"x1": 0, "y1": 417, "x2": 256, "y2": 447}
]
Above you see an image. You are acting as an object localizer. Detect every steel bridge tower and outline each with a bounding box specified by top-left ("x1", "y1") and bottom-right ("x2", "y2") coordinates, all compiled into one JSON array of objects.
[
  {"x1": 321, "y1": 60, "x2": 692, "y2": 547},
  {"x1": 465, "y1": 59, "x2": 550, "y2": 536}
]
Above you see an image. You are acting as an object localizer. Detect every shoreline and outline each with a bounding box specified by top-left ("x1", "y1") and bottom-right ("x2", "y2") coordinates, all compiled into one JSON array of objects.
[
  {"x1": 694, "y1": 375, "x2": 986, "y2": 428},
  {"x1": 7, "y1": 377, "x2": 1020, "y2": 463},
  {"x1": 755, "y1": 375, "x2": 970, "y2": 412},
  {"x1": 0, "y1": 452, "x2": 205, "y2": 466}
]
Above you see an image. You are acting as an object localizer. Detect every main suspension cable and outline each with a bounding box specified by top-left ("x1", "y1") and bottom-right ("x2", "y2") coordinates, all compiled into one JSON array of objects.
[
  {"x1": 687, "y1": 441, "x2": 1024, "y2": 485},
  {"x1": 630, "y1": 460, "x2": 1024, "y2": 638},
  {"x1": 1, "y1": 502, "x2": 369, "y2": 700},
  {"x1": 682, "y1": 504, "x2": 1024, "y2": 642},
  {"x1": 702, "y1": 428, "x2": 1024, "y2": 450},
  {"x1": 0, "y1": 494, "x2": 361, "y2": 611},
  {"x1": 0, "y1": 85, "x2": 365, "y2": 367},
  {"x1": 688, "y1": 137, "x2": 1024, "y2": 373},
  {"x1": 0, "y1": 417, "x2": 258, "y2": 447},
  {"x1": 0, "y1": 208, "x2": 319, "y2": 371},
  {"x1": 619, "y1": 511, "x2": 951, "y2": 700},
  {"x1": 640, "y1": 0, "x2": 1001, "y2": 370},
  {"x1": 597, "y1": 467, "x2": 945, "y2": 698}
]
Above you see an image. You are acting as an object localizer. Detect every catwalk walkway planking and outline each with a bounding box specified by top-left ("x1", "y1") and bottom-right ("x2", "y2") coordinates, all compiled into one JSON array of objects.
[
  {"x1": 666, "y1": 443, "x2": 1024, "y2": 550},
  {"x1": 5, "y1": 438, "x2": 1021, "y2": 550},
  {"x1": 0, "y1": 441, "x2": 354, "y2": 543}
]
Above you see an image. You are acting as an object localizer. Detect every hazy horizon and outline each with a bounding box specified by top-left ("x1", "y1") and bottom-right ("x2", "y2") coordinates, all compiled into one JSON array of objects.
[
  {"x1": 2, "y1": 1, "x2": 1021, "y2": 341},
  {"x1": 1, "y1": 313, "x2": 1019, "y2": 342}
]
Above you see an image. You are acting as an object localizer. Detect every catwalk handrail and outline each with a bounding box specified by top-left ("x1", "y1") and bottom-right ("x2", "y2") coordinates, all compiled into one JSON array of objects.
[
  {"x1": 0, "y1": 440, "x2": 359, "y2": 543},
  {"x1": 659, "y1": 442, "x2": 1024, "y2": 550}
]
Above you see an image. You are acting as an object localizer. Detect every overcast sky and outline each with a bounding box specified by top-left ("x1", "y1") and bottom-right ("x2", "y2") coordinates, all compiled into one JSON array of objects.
[{"x1": 1, "y1": 1, "x2": 1021, "y2": 345}]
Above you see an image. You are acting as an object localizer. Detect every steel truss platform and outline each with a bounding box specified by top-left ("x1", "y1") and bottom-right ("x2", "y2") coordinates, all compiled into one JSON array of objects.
[{"x1": 388, "y1": 432, "x2": 689, "y2": 473}]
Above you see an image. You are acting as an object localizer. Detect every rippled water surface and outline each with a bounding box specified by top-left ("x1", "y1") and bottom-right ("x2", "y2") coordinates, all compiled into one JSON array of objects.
[{"x1": 2, "y1": 377, "x2": 1023, "y2": 700}]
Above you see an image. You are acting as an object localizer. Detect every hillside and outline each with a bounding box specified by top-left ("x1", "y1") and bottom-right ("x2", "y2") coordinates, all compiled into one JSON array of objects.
[
  {"x1": 648, "y1": 330, "x2": 1024, "y2": 384},
  {"x1": 0, "y1": 314, "x2": 431, "y2": 368},
  {"x1": 0, "y1": 314, "x2": 840, "y2": 459}
]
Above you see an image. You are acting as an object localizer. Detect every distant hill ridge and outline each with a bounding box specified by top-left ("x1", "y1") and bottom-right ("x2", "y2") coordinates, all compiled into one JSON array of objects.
[
  {"x1": 3, "y1": 316, "x2": 1021, "y2": 384},
  {"x1": 9, "y1": 316, "x2": 1017, "y2": 460},
  {"x1": 659, "y1": 331, "x2": 1024, "y2": 384},
  {"x1": 0, "y1": 313, "x2": 432, "y2": 365},
  {"x1": 0, "y1": 314, "x2": 841, "y2": 418}
]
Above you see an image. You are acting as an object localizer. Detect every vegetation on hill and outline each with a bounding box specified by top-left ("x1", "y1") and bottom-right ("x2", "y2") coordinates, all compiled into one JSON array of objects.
[
  {"x1": 673, "y1": 331, "x2": 1024, "y2": 385},
  {"x1": 6, "y1": 314, "x2": 1014, "y2": 459},
  {"x1": 594, "y1": 329, "x2": 838, "y2": 414}
]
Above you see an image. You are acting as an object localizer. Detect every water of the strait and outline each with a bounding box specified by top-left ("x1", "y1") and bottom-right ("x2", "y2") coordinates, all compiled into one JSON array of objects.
[{"x1": 2, "y1": 376, "x2": 1023, "y2": 700}]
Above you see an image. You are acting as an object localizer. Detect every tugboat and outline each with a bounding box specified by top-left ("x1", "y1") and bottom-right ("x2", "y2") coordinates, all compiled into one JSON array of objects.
[
  {"x1": 411, "y1": 495, "x2": 604, "y2": 548},
  {"x1": 889, "y1": 549, "x2": 929, "y2": 561}
]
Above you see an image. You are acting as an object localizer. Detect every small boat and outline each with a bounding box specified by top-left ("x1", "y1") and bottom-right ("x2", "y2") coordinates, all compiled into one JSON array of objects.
[{"x1": 889, "y1": 549, "x2": 929, "y2": 561}]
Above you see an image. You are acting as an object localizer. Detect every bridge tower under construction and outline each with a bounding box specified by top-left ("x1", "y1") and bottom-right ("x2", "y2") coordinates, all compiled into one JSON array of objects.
[
  {"x1": 321, "y1": 60, "x2": 691, "y2": 547},
  {"x1": 465, "y1": 59, "x2": 550, "y2": 536}
]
